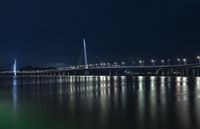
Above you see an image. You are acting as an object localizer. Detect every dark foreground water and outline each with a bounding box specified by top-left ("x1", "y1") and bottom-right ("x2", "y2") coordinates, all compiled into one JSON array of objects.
[{"x1": 0, "y1": 76, "x2": 200, "y2": 129}]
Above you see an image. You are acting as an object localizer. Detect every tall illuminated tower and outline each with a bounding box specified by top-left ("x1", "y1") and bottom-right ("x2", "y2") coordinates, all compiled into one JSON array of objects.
[
  {"x1": 83, "y1": 38, "x2": 88, "y2": 69},
  {"x1": 13, "y1": 59, "x2": 17, "y2": 76}
]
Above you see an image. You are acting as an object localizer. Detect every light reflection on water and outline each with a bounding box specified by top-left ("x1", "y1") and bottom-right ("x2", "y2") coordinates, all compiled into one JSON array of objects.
[
  {"x1": 0, "y1": 76, "x2": 199, "y2": 129},
  {"x1": 12, "y1": 76, "x2": 17, "y2": 111}
]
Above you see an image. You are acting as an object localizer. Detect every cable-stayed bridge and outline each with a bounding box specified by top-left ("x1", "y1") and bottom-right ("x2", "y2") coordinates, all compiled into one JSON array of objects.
[
  {"x1": 1, "y1": 63, "x2": 200, "y2": 76},
  {"x1": 1, "y1": 39, "x2": 200, "y2": 76}
]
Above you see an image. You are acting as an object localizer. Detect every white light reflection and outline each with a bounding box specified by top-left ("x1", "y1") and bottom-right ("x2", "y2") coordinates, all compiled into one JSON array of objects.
[
  {"x1": 113, "y1": 76, "x2": 118, "y2": 81},
  {"x1": 12, "y1": 76, "x2": 17, "y2": 111},
  {"x1": 120, "y1": 76, "x2": 127, "y2": 105},
  {"x1": 176, "y1": 76, "x2": 182, "y2": 82},
  {"x1": 176, "y1": 77, "x2": 188, "y2": 101},
  {"x1": 106, "y1": 76, "x2": 111, "y2": 88},
  {"x1": 196, "y1": 77, "x2": 200, "y2": 90},
  {"x1": 106, "y1": 76, "x2": 111, "y2": 81},
  {"x1": 137, "y1": 76, "x2": 145, "y2": 128},
  {"x1": 95, "y1": 76, "x2": 98, "y2": 82},
  {"x1": 176, "y1": 77, "x2": 182, "y2": 93},
  {"x1": 70, "y1": 76, "x2": 73, "y2": 83},
  {"x1": 58, "y1": 75, "x2": 63, "y2": 83},
  {"x1": 138, "y1": 76, "x2": 144, "y2": 81},
  {"x1": 167, "y1": 77, "x2": 171, "y2": 82},
  {"x1": 182, "y1": 77, "x2": 188, "y2": 93},
  {"x1": 100, "y1": 77, "x2": 106, "y2": 88},
  {"x1": 138, "y1": 76, "x2": 144, "y2": 91},
  {"x1": 161, "y1": 76, "x2": 165, "y2": 83},
  {"x1": 99, "y1": 76, "x2": 111, "y2": 125},
  {"x1": 160, "y1": 76, "x2": 167, "y2": 104},
  {"x1": 160, "y1": 76, "x2": 166, "y2": 93},
  {"x1": 113, "y1": 76, "x2": 119, "y2": 93},
  {"x1": 150, "y1": 76, "x2": 156, "y2": 91},
  {"x1": 121, "y1": 76, "x2": 127, "y2": 86},
  {"x1": 100, "y1": 76, "x2": 106, "y2": 82},
  {"x1": 195, "y1": 77, "x2": 200, "y2": 125},
  {"x1": 150, "y1": 76, "x2": 157, "y2": 123},
  {"x1": 175, "y1": 76, "x2": 189, "y2": 128},
  {"x1": 167, "y1": 77, "x2": 171, "y2": 90}
]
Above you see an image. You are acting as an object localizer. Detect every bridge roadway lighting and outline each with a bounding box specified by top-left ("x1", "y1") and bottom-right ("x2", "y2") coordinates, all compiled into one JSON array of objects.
[
  {"x1": 114, "y1": 62, "x2": 118, "y2": 67},
  {"x1": 161, "y1": 60, "x2": 165, "y2": 65},
  {"x1": 139, "y1": 60, "x2": 142, "y2": 66},
  {"x1": 151, "y1": 59, "x2": 156, "y2": 66},
  {"x1": 139, "y1": 60, "x2": 144, "y2": 66},
  {"x1": 121, "y1": 61, "x2": 126, "y2": 66},
  {"x1": 107, "y1": 63, "x2": 110, "y2": 67},
  {"x1": 183, "y1": 58, "x2": 187, "y2": 65},
  {"x1": 167, "y1": 59, "x2": 170, "y2": 65},
  {"x1": 197, "y1": 56, "x2": 200, "y2": 63},
  {"x1": 177, "y1": 58, "x2": 181, "y2": 65}
]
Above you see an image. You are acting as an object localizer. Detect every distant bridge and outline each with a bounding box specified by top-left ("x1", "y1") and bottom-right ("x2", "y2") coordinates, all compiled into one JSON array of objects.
[
  {"x1": 1, "y1": 63, "x2": 200, "y2": 76},
  {"x1": 1, "y1": 39, "x2": 200, "y2": 76}
]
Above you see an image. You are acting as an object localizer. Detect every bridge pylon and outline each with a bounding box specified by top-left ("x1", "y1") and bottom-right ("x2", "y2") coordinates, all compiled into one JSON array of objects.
[
  {"x1": 13, "y1": 59, "x2": 17, "y2": 76},
  {"x1": 83, "y1": 38, "x2": 88, "y2": 69}
]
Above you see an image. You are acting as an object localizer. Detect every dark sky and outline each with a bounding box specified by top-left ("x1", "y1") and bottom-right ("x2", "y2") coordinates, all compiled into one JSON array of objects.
[{"x1": 1, "y1": 0, "x2": 200, "y2": 68}]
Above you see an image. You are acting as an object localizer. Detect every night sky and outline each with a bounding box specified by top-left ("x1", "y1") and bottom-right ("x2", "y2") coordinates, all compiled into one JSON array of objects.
[{"x1": 1, "y1": 0, "x2": 200, "y2": 68}]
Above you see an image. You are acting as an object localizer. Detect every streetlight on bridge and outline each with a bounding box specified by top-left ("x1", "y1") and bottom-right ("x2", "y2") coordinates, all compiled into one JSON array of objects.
[
  {"x1": 161, "y1": 60, "x2": 165, "y2": 65},
  {"x1": 151, "y1": 59, "x2": 156, "y2": 66},
  {"x1": 167, "y1": 59, "x2": 170, "y2": 65},
  {"x1": 139, "y1": 60, "x2": 144, "y2": 66},
  {"x1": 107, "y1": 63, "x2": 111, "y2": 67},
  {"x1": 100, "y1": 63, "x2": 103, "y2": 67},
  {"x1": 177, "y1": 58, "x2": 181, "y2": 65},
  {"x1": 121, "y1": 61, "x2": 126, "y2": 66},
  {"x1": 114, "y1": 62, "x2": 118, "y2": 67},
  {"x1": 197, "y1": 56, "x2": 200, "y2": 63},
  {"x1": 183, "y1": 58, "x2": 187, "y2": 65}
]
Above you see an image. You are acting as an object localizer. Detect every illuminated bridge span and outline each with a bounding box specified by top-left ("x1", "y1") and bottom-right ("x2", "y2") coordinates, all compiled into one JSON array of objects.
[
  {"x1": 1, "y1": 39, "x2": 200, "y2": 76},
  {"x1": 1, "y1": 63, "x2": 200, "y2": 77}
]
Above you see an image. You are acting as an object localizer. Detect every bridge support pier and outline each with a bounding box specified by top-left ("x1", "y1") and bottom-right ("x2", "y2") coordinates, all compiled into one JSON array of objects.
[
  {"x1": 193, "y1": 69, "x2": 195, "y2": 76},
  {"x1": 109, "y1": 70, "x2": 112, "y2": 76},
  {"x1": 84, "y1": 70, "x2": 89, "y2": 76},
  {"x1": 186, "y1": 68, "x2": 189, "y2": 76},
  {"x1": 170, "y1": 68, "x2": 173, "y2": 76}
]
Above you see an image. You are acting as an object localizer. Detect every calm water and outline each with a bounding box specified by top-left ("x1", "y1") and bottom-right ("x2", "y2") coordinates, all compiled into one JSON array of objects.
[{"x1": 0, "y1": 76, "x2": 200, "y2": 129}]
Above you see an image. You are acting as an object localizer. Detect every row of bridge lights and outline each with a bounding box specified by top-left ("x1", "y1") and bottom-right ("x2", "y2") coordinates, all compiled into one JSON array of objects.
[
  {"x1": 136, "y1": 58, "x2": 187, "y2": 66},
  {"x1": 105, "y1": 56, "x2": 200, "y2": 67},
  {"x1": 56, "y1": 56, "x2": 200, "y2": 70},
  {"x1": 90, "y1": 57, "x2": 197, "y2": 67},
  {"x1": 134, "y1": 56, "x2": 200, "y2": 66},
  {"x1": 138, "y1": 58, "x2": 190, "y2": 65}
]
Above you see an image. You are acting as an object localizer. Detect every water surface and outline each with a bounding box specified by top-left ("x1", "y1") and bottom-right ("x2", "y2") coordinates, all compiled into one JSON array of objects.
[{"x1": 0, "y1": 76, "x2": 200, "y2": 129}]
